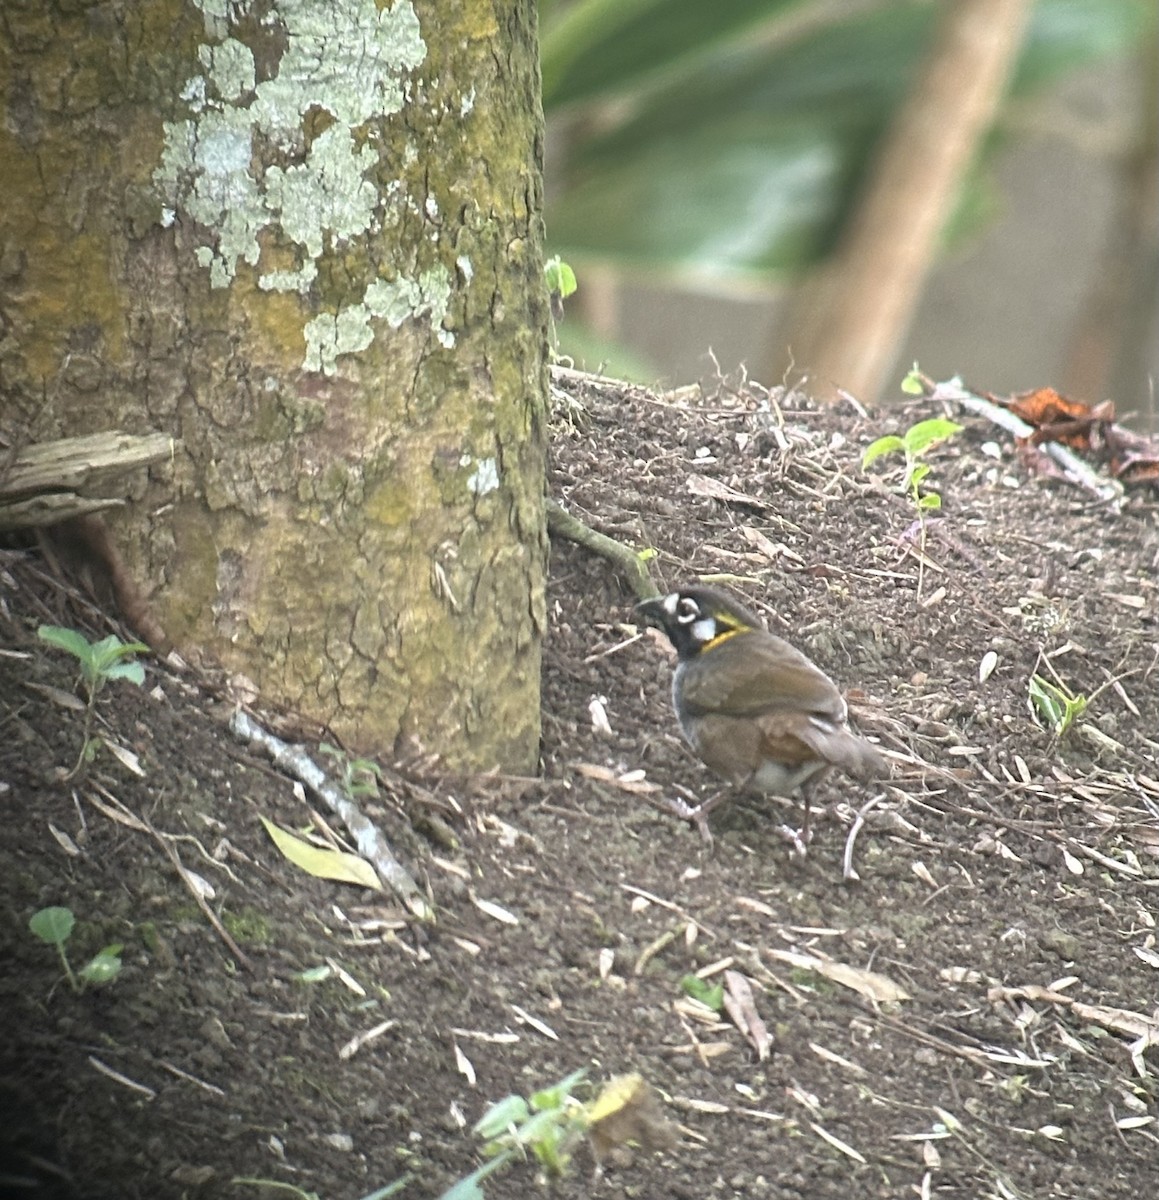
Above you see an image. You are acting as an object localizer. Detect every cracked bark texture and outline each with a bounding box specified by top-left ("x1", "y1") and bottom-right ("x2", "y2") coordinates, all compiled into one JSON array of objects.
[{"x1": 0, "y1": 0, "x2": 549, "y2": 771}]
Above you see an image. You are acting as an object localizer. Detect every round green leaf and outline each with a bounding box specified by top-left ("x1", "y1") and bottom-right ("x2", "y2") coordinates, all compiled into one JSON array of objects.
[
  {"x1": 30, "y1": 906, "x2": 75, "y2": 945},
  {"x1": 37, "y1": 625, "x2": 93, "y2": 658}
]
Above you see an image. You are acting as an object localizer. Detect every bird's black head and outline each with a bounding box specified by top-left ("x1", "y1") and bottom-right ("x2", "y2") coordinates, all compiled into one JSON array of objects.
[{"x1": 635, "y1": 585, "x2": 764, "y2": 660}]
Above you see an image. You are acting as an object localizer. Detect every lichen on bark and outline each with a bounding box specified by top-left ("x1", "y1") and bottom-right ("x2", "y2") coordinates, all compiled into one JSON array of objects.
[{"x1": 1, "y1": 0, "x2": 549, "y2": 771}]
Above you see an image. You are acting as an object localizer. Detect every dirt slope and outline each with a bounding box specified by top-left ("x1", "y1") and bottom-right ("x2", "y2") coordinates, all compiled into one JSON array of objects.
[{"x1": 3, "y1": 370, "x2": 1158, "y2": 1200}]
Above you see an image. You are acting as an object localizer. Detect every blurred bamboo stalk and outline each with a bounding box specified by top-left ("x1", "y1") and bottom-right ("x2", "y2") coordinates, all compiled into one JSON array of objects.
[
  {"x1": 1061, "y1": 27, "x2": 1159, "y2": 416},
  {"x1": 771, "y1": 0, "x2": 1033, "y2": 404}
]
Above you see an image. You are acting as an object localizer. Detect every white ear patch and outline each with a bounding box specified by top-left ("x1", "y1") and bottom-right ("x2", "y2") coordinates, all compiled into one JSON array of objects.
[
  {"x1": 675, "y1": 595, "x2": 701, "y2": 624},
  {"x1": 661, "y1": 592, "x2": 680, "y2": 617},
  {"x1": 690, "y1": 616, "x2": 717, "y2": 644}
]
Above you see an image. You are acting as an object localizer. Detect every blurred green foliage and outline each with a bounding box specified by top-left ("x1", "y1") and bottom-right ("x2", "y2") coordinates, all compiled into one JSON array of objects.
[{"x1": 541, "y1": 0, "x2": 1151, "y2": 279}]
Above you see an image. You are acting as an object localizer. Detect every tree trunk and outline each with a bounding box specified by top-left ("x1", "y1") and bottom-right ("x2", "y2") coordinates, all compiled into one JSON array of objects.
[{"x1": 0, "y1": 0, "x2": 549, "y2": 772}]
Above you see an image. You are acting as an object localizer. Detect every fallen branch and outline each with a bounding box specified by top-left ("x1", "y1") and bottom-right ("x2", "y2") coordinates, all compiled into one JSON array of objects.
[
  {"x1": 87, "y1": 781, "x2": 254, "y2": 970},
  {"x1": 229, "y1": 709, "x2": 434, "y2": 921}
]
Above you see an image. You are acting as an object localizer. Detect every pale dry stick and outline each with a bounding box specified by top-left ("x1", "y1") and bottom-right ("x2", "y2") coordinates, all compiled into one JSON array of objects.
[
  {"x1": 842, "y1": 792, "x2": 887, "y2": 882},
  {"x1": 872, "y1": 1013, "x2": 993, "y2": 1070},
  {"x1": 157, "y1": 1059, "x2": 226, "y2": 1096},
  {"x1": 634, "y1": 928, "x2": 680, "y2": 976},
  {"x1": 1066, "y1": 838, "x2": 1143, "y2": 878},
  {"x1": 88, "y1": 1056, "x2": 156, "y2": 1099},
  {"x1": 674, "y1": 1011, "x2": 716, "y2": 1070},
  {"x1": 583, "y1": 630, "x2": 645, "y2": 664},
  {"x1": 619, "y1": 882, "x2": 717, "y2": 940},
  {"x1": 148, "y1": 814, "x2": 255, "y2": 969}
]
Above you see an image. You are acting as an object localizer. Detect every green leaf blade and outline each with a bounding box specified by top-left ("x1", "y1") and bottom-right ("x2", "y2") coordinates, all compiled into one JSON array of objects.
[
  {"x1": 103, "y1": 662, "x2": 146, "y2": 686},
  {"x1": 473, "y1": 1095, "x2": 531, "y2": 1140},
  {"x1": 37, "y1": 625, "x2": 93, "y2": 660},
  {"x1": 544, "y1": 255, "x2": 578, "y2": 299},
  {"x1": 681, "y1": 973, "x2": 725, "y2": 1010},
  {"x1": 900, "y1": 365, "x2": 924, "y2": 394},
  {"x1": 1029, "y1": 675, "x2": 1066, "y2": 733},
  {"x1": 80, "y1": 948, "x2": 124, "y2": 986},
  {"x1": 902, "y1": 418, "x2": 963, "y2": 457},
  {"x1": 861, "y1": 435, "x2": 906, "y2": 469},
  {"x1": 530, "y1": 1069, "x2": 587, "y2": 1113}
]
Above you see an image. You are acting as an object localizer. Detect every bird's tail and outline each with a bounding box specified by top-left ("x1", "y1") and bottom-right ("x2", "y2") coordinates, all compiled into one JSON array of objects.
[{"x1": 804, "y1": 721, "x2": 886, "y2": 780}]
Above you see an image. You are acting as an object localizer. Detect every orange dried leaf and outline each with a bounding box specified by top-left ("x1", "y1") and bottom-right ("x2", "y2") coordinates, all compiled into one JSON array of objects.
[{"x1": 998, "y1": 387, "x2": 1113, "y2": 452}]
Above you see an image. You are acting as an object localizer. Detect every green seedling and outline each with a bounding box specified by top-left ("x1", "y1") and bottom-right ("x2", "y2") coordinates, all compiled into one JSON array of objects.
[
  {"x1": 37, "y1": 625, "x2": 149, "y2": 697},
  {"x1": 29, "y1": 906, "x2": 123, "y2": 994},
  {"x1": 862, "y1": 415, "x2": 964, "y2": 513},
  {"x1": 544, "y1": 254, "x2": 578, "y2": 354},
  {"x1": 318, "y1": 742, "x2": 383, "y2": 799},
  {"x1": 438, "y1": 1069, "x2": 675, "y2": 1199},
  {"x1": 37, "y1": 625, "x2": 148, "y2": 777},
  {"x1": 1029, "y1": 674, "x2": 1088, "y2": 737},
  {"x1": 438, "y1": 1069, "x2": 589, "y2": 1199},
  {"x1": 863, "y1": 398, "x2": 963, "y2": 600},
  {"x1": 680, "y1": 973, "x2": 724, "y2": 1011},
  {"x1": 900, "y1": 363, "x2": 925, "y2": 395},
  {"x1": 544, "y1": 255, "x2": 577, "y2": 309}
]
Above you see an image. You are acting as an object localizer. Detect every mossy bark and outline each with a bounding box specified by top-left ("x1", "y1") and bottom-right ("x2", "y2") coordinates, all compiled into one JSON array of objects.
[{"x1": 0, "y1": 0, "x2": 549, "y2": 771}]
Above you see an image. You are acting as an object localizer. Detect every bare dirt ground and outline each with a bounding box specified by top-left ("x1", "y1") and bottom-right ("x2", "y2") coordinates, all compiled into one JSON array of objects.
[{"x1": 3, "y1": 369, "x2": 1159, "y2": 1200}]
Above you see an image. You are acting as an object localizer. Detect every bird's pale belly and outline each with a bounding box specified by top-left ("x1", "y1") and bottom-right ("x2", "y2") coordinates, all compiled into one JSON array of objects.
[{"x1": 747, "y1": 758, "x2": 826, "y2": 796}]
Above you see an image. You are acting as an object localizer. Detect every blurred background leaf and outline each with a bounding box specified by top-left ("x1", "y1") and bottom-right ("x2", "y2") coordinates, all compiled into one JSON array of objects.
[
  {"x1": 545, "y1": 0, "x2": 1146, "y2": 274},
  {"x1": 540, "y1": 0, "x2": 1157, "y2": 404}
]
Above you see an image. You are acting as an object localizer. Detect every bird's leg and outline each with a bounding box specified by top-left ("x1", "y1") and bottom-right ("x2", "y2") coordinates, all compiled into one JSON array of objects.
[
  {"x1": 776, "y1": 785, "x2": 813, "y2": 857},
  {"x1": 660, "y1": 784, "x2": 730, "y2": 845}
]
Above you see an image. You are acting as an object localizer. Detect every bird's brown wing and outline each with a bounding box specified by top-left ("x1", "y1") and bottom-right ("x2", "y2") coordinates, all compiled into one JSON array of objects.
[
  {"x1": 679, "y1": 633, "x2": 847, "y2": 724},
  {"x1": 681, "y1": 633, "x2": 884, "y2": 781}
]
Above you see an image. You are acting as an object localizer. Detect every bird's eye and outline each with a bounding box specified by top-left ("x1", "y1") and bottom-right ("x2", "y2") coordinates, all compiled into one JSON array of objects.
[{"x1": 676, "y1": 597, "x2": 701, "y2": 624}]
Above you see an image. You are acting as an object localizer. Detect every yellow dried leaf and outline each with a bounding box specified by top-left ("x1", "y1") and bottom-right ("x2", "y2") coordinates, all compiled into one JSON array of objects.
[{"x1": 259, "y1": 816, "x2": 381, "y2": 890}]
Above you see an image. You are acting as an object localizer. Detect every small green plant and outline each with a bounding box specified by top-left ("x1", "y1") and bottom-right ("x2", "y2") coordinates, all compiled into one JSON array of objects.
[
  {"x1": 862, "y1": 415, "x2": 963, "y2": 514},
  {"x1": 1028, "y1": 674, "x2": 1088, "y2": 737},
  {"x1": 862, "y1": 396, "x2": 963, "y2": 600},
  {"x1": 435, "y1": 1069, "x2": 674, "y2": 1199},
  {"x1": 318, "y1": 742, "x2": 383, "y2": 799},
  {"x1": 37, "y1": 625, "x2": 148, "y2": 776},
  {"x1": 680, "y1": 973, "x2": 724, "y2": 1011},
  {"x1": 544, "y1": 255, "x2": 577, "y2": 311},
  {"x1": 29, "y1": 906, "x2": 123, "y2": 994},
  {"x1": 544, "y1": 254, "x2": 578, "y2": 354},
  {"x1": 439, "y1": 1069, "x2": 589, "y2": 1199},
  {"x1": 899, "y1": 362, "x2": 925, "y2": 395},
  {"x1": 38, "y1": 625, "x2": 149, "y2": 697}
]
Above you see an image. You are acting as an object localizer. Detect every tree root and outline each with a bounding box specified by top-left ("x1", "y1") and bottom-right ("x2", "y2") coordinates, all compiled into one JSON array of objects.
[{"x1": 546, "y1": 498, "x2": 659, "y2": 601}]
